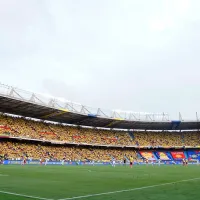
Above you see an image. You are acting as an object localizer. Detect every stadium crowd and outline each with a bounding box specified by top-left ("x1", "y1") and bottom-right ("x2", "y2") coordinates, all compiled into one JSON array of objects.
[
  {"x1": 0, "y1": 115, "x2": 200, "y2": 147},
  {"x1": 0, "y1": 141, "x2": 137, "y2": 162},
  {"x1": 0, "y1": 115, "x2": 132, "y2": 146}
]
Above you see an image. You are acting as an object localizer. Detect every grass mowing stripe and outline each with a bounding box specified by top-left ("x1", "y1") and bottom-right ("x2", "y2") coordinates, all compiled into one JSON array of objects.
[
  {"x1": 58, "y1": 177, "x2": 200, "y2": 200},
  {"x1": 0, "y1": 190, "x2": 53, "y2": 200},
  {"x1": 0, "y1": 174, "x2": 9, "y2": 176}
]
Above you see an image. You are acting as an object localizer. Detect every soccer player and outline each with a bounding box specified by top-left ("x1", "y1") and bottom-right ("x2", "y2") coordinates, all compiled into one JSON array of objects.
[
  {"x1": 23, "y1": 157, "x2": 26, "y2": 165},
  {"x1": 61, "y1": 159, "x2": 65, "y2": 166},
  {"x1": 123, "y1": 158, "x2": 126, "y2": 166},
  {"x1": 45, "y1": 158, "x2": 49, "y2": 166},
  {"x1": 21, "y1": 156, "x2": 26, "y2": 165},
  {"x1": 182, "y1": 158, "x2": 185, "y2": 166},
  {"x1": 158, "y1": 159, "x2": 161, "y2": 166},
  {"x1": 130, "y1": 156, "x2": 133, "y2": 168},
  {"x1": 112, "y1": 158, "x2": 116, "y2": 167},
  {"x1": 185, "y1": 159, "x2": 188, "y2": 166},
  {"x1": 21, "y1": 156, "x2": 23, "y2": 165},
  {"x1": 0, "y1": 157, "x2": 4, "y2": 165},
  {"x1": 145, "y1": 159, "x2": 148, "y2": 166}
]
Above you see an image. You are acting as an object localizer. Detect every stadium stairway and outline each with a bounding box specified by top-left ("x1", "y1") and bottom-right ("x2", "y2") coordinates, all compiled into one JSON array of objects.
[
  {"x1": 128, "y1": 131, "x2": 134, "y2": 140},
  {"x1": 171, "y1": 121, "x2": 181, "y2": 130},
  {"x1": 137, "y1": 151, "x2": 143, "y2": 159},
  {"x1": 168, "y1": 152, "x2": 175, "y2": 161},
  {"x1": 184, "y1": 151, "x2": 188, "y2": 159},
  {"x1": 124, "y1": 155, "x2": 129, "y2": 162},
  {"x1": 153, "y1": 152, "x2": 158, "y2": 160},
  {"x1": 181, "y1": 133, "x2": 185, "y2": 145},
  {"x1": 136, "y1": 152, "x2": 143, "y2": 161},
  {"x1": 109, "y1": 154, "x2": 115, "y2": 160},
  {"x1": 25, "y1": 120, "x2": 37, "y2": 132}
]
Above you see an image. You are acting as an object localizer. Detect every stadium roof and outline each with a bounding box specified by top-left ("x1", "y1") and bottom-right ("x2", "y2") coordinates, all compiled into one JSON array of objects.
[{"x1": 0, "y1": 83, "x2": 200, "y2": 130}]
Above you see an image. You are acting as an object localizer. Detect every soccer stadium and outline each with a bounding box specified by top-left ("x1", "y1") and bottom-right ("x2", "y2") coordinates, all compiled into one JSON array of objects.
[
  {"x1": 0, "y1": 84, "x2": 200, "y2": 200},
  {"x1": 1, "y1": 1, "x2": 200, "y2": 200}
]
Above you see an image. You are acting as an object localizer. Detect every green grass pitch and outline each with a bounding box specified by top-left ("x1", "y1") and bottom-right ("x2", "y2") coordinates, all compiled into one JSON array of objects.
[{"x1": 0, "y1": 165, "x2": 200, "y2": 200}]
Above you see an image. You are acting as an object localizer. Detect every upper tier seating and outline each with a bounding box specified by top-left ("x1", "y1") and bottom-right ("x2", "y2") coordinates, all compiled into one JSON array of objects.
[{"x1": 0, "y1": 115, "x2": 200, "y2": 147}]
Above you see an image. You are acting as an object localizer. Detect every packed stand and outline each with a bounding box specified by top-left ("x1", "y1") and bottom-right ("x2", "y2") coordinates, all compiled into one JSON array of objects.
[
  {"x1": 0, "y1": 141, "x2": 137, "y2": 162},
  {"x1": 1, "y1": 115, "x2": 200, "y2": 147},
  {"x1": 132, "y1": 131, "x2": 184, "y2": 147},
  {"x1": 0, "y1": 115, "x2": 132, "y2": 146},
  {"x1": 182, "y1": 131, "x2": 200, "y2": 147}
]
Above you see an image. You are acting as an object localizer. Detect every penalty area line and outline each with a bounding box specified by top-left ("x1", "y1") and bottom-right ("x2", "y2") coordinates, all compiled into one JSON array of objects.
[
  {"x1": 0, "y1": 190, "x2": 53, "y2": 200},
  {"x1": 58, "y1": 177, "x2": 200, "y2": 200}
]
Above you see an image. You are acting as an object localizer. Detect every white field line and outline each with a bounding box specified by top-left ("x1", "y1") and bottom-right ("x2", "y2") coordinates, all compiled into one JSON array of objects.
[
  {"x1": 0, "y1": 190, "x2": 53, "y2": 200},
  {"x1": 58, "y1": 177, "x2": 200, "y2": 200}
]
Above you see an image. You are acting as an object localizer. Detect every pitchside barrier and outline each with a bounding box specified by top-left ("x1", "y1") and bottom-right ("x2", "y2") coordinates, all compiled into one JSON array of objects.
[
  {"x1": 2, "y1": 160, "x2": 199, "y2": 165},
  {"x1": 3, "y1": 160, "x2": 110, "y2": 165}
]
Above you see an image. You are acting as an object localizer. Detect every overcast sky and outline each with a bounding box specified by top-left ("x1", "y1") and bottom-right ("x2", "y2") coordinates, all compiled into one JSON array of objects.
[{"x1": 0, "y1": 0, "x2": 200, "y2": 120}]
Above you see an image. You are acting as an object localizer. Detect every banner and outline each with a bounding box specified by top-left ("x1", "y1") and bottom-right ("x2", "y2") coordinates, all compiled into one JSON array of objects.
[
  {"x1": 73, "y1": 135, "x2": 86, "y2": 139},
  {"x1": 0, "y1": 125, "x2": 11, "y2": 130},
  {"x1": 157, "y1": 152, "x2": 171, "y2": 160},
  {"x1": 39, "y1": 132, "x2": 56, "y2": 136},
  {"x1": 171, "y1": 152, "x2": 185, "y2": 160},
  {"x1": 187, "y1": 151, "x2": 200, "y2": 160},
  {"x1": 139, "y1": 151, "x2": 155, "y2": 160}
]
